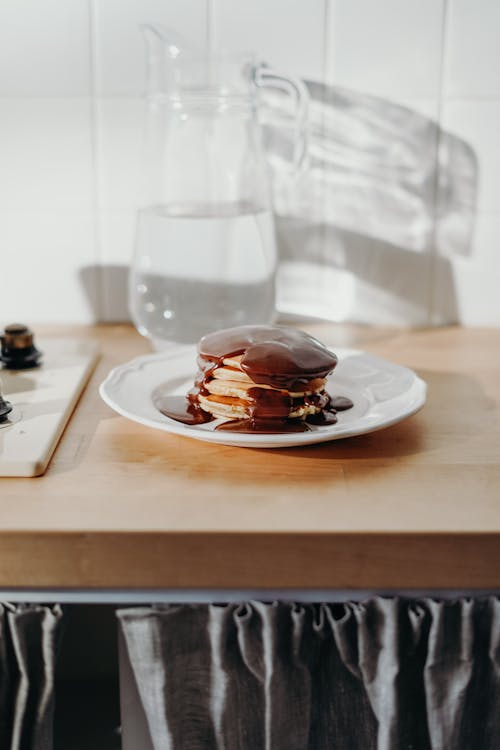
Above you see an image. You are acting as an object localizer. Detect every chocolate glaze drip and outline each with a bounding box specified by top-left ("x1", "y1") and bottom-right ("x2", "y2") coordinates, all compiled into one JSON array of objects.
[
  {"x1": 329, "y1": 395, "x2": 354, "y2": 411},
  {"x1": 155, "y1": 325, "x2": 354, "y2": 433},
  {"x1": 155, "y1": 395, "x2": 212, "y2": 425},
  {"x1": 198, "y1": 325, "x2": 338, "y2": 391},
  {"x1": 247, "y1": 387, "x2": 290, "y2": 419},
  {"x1": 216, "y1": 417, "x2": 311, "y2": 433},
  {"x1": 157, "y1": 390, "x2": 354, "y2": 432}
]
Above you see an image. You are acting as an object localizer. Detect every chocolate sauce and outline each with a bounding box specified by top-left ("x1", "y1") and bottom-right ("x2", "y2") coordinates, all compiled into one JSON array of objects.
[
  {"x1": 306, "y1": 409, "x2": 338, "y2": 426},
  {"x1": 198, "y1": 325, "x2": 338, "y2": 391},
  {"x1": 216, "y1": 418, "x2": 311, "y2": 433},
  {"x1": 155, "y1": 395, "x2": 212, "y2": 425},
  {"x1": 154, "y1": 325, "x2": 354, "y2": 434},
  {"x1": 247, "y1": 387, "x2": 290, "y2": 419},
  {"x1": 156, "y1": 391, "x2": 353, "y2": 432},
  {"x1": 329, "y1": 395, "x2": 354, "y2": 411}
]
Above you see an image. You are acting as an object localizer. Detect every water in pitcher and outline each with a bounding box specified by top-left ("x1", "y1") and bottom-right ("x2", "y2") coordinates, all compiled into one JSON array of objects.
[{"x1": 129, "y1": 203, "x2": 277, "y2": 347}]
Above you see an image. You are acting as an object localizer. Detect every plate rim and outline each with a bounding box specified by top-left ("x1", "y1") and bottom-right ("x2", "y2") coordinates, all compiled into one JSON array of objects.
[{"x1": 99, "y1": 346, "x2": 427, "y2": 448}]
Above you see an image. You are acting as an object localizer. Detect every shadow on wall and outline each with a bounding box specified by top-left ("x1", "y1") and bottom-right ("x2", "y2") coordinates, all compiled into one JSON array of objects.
[
  {"x1": 269, "y1": 82, "x2": 477, "y2": 325},
  {"x1": 79, "y1": 83, "x2": 477, "y2": 326},
  {"x1": 80, "y1": 264, "x2": 129, "y2": 322}
]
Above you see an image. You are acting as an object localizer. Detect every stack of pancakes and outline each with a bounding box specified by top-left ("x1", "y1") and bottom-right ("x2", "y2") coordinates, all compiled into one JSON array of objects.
[
  {"x1": 197, "y1": 354, "x2": 329, "y2": 420},
  {"x1": 191, "y1": 325, "x2": 338, "y2": 424}
]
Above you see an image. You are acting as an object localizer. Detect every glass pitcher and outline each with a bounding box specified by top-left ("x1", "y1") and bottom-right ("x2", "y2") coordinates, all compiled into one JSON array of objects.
[{"x1": 129, "y1": 26, "x2": 309, "y2": 348}]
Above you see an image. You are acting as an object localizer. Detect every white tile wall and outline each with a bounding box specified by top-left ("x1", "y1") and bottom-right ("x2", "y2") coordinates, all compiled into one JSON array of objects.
[
  {"x1": 0, "y1": 1, "x2": 96, "y2": 325},
  {"x1": 448, "y1": 213, "x2": 500, "y2": 325},
  {"x1": 435, "y1": 0, "x2": 500, "y2": 325},
  {"x1": 441, "y1": 101, "x2": 500, "y2": 214},
  {"x1": 323, "y1": 0, "x2": 446, "y2": 326},
  {"x1": 1, "y1": 211, "x2": 97, "y2": 323},
  {"x1": 0, "y1": 0, "x2": 90, "y2": 96},
  {"x1": 1, "y1": 0, "x2": 499, "y2": 326},
  {"x1": 0, "y1": 97, "x2": 96, "y2": 324},
  {"x1": 99, "y1": 211, "x2": 136, "y2": 321},
  {"x1": 0, "y1": 99, "x2": 94, "y2": 211},
  {"x1": 446, "y1": 0, "x2": 500, "y2": 97},
  {"x1": 214, "y1": 0, "x2": 326, "y2": 81},
  {"x1": 386, "y1": 98, "x2": 442, "y2": 122},
  {"x1": 328, "y1": 0, "x2": 445, "y2": 101},
  {"x1": 95, "y1": 98, "x2": 145, "y2": 211}
]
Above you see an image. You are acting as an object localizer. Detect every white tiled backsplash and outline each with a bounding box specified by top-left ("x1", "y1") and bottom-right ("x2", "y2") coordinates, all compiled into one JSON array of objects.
[{"x1": 1, "y1": 0, "x2": 499, "y2": 326}]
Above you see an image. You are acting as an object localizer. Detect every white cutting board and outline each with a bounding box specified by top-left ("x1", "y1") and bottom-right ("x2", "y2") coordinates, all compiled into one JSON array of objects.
[{"x1": 0, "y1": 339, "x2": 99, "y2": 477}]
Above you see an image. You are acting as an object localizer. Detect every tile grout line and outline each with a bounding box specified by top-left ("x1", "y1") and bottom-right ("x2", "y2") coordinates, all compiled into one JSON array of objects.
[
  {"x1": 323, "y1": 0, "x2": 334, "y2": 85},
  {"x1": 321, "y1": 0, "x2": 334, "y2": 313},
  {"x1": 427, "y1": 0, "x2": 451, "y2": 326},
  {"x1": 206, "y1": 0, "x2": 217, "y2": 54},
  {"x1": 88, "y1": 0, "x2": 105, "y2": 323},
  {"x1": 442, "y1": 94, "x2": 500, "y2": 102}
]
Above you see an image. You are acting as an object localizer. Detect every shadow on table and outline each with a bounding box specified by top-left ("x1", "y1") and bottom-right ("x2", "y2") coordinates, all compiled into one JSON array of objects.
[
  {"x1": 92, "y1": 369, "x2": 497, "y2": 488},
  {"x1": 265, "y1": 368, "x2": 495, "y2": 463}
]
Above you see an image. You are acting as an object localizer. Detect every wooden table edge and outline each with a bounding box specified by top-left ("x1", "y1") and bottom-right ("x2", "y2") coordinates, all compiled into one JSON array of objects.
[{"x1": 1, "y1": 531, "x2": 499, "y2": 589}]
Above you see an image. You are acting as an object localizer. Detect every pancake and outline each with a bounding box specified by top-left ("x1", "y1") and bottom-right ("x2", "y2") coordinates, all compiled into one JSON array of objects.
[
  {"x1": 192, "y1": 325, "x2": 339, "y2": 426},
  {"x1": 156, "y1": 325, "x2": 354, "y2": 431}
]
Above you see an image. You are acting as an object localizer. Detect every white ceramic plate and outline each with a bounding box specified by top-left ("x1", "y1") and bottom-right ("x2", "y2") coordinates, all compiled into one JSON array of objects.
[{"x1": 99, "y1": 345, "x2": 426, "y2": 448}]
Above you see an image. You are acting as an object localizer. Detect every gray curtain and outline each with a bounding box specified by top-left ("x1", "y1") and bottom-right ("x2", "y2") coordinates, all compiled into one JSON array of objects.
[
  {"x1": 0, "y1": 603, "x2": 63, "y2": 750},
  {"x1": 118, "y1": 597, "x2": 500, "y2": 750}
]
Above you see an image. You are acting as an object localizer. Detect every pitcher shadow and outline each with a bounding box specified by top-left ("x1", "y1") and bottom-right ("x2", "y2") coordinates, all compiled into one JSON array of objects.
[
  {"x1": 269, "y1": 81, "x2": 477, "y2": 325},
  {"x1": 79, "y1": 84, "x2": 477, "y2": 327}
]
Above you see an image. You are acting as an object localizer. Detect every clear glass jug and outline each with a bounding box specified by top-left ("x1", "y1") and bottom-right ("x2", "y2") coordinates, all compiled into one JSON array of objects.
[{"x1": 129, "y1": 26, "x2": 309, "y2": 348}]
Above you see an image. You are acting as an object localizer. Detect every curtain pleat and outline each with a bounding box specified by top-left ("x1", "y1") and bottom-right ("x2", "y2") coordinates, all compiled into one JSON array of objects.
[
  {"x1": 118, "y1": 597, "x2": 500, "y2": 750},
  {"x1": 0, "y1": 603, "x2": 63, "y2": 750}
]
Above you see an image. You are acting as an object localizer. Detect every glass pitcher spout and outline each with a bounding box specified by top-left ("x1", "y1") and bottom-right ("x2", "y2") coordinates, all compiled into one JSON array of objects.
[
  {"x1": 141, "y1": 24, "x2": 199, "y2": 96},
  {"x1": 141, "y1": 24, "x2": 309, "y2": 128},
  {"x1": 141, "y1": 24, "x2": 187, "y2": 59}
]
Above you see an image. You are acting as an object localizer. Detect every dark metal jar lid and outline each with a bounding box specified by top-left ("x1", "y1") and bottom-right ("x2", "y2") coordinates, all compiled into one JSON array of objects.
[{"x1": 1, "y1": 323, "x2": 42, "y2": 369}]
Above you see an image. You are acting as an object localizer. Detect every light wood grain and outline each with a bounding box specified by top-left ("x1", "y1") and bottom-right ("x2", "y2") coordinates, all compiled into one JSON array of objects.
[{"x1": 1, "y1": 324, "x2": 499, "y2": 589}]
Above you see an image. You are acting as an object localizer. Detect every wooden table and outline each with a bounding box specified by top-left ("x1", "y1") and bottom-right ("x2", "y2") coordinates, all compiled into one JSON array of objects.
[{"x1": 1, "y1": 324, "x2": 499, "y2": 593}]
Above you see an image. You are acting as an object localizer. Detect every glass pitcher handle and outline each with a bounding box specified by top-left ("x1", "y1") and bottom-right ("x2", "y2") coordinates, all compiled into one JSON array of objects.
[{"x1": 254, "y1": 64, "x2": 309, "y2": 174}]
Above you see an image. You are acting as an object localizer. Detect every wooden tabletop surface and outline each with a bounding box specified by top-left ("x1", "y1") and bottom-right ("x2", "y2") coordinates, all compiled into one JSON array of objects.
[{"x1": 1, "y1": 323, "x2": 499, "y2": 590}]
